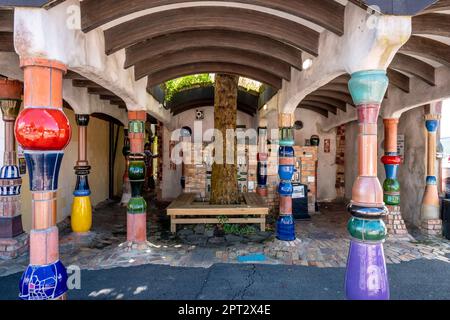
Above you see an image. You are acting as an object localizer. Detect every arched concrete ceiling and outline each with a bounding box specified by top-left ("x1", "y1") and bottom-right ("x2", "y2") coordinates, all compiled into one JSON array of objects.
[
  {"x1": 145, "y1": 62, "x2": 283, "y2": 90},
  {"x1": 134, "y1": 47, "x2": 291, "y2": 81},
  {"x1": 81, "y1": 0, "x2": 345, "y2": 35},
  {"x1": 124, "y1": 30, "x2": 303, "y2": 71},
  {"x1": 103, "y1": 6, "x2": 321, "y2": 56},
  {"x1": 168, "y1": 86, "x2": 258, "y2": 116}
]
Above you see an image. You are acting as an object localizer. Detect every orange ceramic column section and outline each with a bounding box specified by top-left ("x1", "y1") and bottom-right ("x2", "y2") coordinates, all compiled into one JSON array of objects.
[
  {"x1": 127, "y1": 111, "x2": 147, "y2": 243},
  {"x1": 16, "y1": 58, "x2": 71, "y2": 300}
]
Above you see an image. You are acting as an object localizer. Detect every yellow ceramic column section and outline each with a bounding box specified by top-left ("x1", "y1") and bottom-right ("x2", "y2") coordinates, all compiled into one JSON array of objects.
[{"x1": 71, "y1": 115, "x2": 92, "y2": 233}]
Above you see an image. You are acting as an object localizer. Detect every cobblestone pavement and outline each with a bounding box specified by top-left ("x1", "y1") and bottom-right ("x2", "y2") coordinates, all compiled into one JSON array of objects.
[{"x1": 0, "y1": 200, "x2": 449, "y2": 278}]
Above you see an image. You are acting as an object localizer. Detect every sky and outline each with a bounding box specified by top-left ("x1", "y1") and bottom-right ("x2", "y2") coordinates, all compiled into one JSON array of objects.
[{"x1": 442, "y1": 99, "x2": 450, "y2": 139}]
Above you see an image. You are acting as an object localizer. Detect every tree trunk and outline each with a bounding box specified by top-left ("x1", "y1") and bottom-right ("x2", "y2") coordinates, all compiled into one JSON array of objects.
[{"x1": 210, "y1": 73, "x2": 240, "y2": 205}]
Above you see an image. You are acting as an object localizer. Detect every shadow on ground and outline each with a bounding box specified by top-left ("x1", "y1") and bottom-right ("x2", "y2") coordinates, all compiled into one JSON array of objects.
[{"x1": 1, "y1": 259, "x2": 449, "y2": 300}]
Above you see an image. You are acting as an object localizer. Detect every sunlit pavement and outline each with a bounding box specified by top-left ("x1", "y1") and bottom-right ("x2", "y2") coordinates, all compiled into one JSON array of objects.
[{"x1": 1, "y1": 258, "x2": 450, "y2": 300}]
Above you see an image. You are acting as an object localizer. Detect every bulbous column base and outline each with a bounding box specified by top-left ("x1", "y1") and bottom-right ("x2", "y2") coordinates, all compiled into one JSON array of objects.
[
  {"x1": 421, "y1": 183, "x2": 440, "y2": 221},
  {"x1": 276, "y1": 215, "x2": 296, "y2": 241},
  {"x1": 71, "y1": 196, "x2": 92, "y2": 233},
  {"x1": 345, "y1": 240, "x2": 389, "y2": 300}
]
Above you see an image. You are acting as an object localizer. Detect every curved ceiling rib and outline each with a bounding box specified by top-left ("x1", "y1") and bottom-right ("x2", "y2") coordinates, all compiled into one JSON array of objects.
[
  {"x1": 400, "y1": 35, "x2": 450, "y2": 67},
  {"x1": 168, "y1": 86, "x2": 258, "y2": 116},
  {"x1": 387, "y1": 69, "x2": 410, "y2": 93},
  {"x1": 313, "y1": 90, "x2": 355, "y2": 105},
  {"x1": 390, "y1": 53, "x2": 436, "y2": 86},
  {"x1": 297, "y1": 105, "x2": 329, "y2": 117},
  {"x1": 421, "y1": 0, "x2": 450, "y2": 13},
  {"x1": 298, "y1": 101, "x2": 337, "y2": 114},
  {"x1": 125, "y1": 30, "x2": 303, "y2": 70},
  {"x1": 145, "y1": 62, "x2": 283, "y2": 90},
  {"x1": 103, "y1": 6, "x2": 320, "y2": 56},
  {"x1": 81, "y1": 0, "x2": 344, "y2": 35},
  {"x1": 135, "y1": 47, "x2": 291, "y2": 81},
  {"x1": 304, "y1": 96, "x2": 347, "y2": 112},
  {"x1": 0, "y1": 10, "x2": 14, "y2": 52},
  {"x1": 412, "y1": 13, "x2": 450, "y2": 38}
]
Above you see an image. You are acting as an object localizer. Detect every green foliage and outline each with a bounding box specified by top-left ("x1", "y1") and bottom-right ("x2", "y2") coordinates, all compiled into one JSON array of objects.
[
  {"x1": 163, "y1": 74, "x2": 264, "y2": 103},
  {"x1": 217, "y1": 215, "x2": 257, "y2": 236},
  {"x1": 164, "y1": 74, "x2": 213, "y2": 102}
]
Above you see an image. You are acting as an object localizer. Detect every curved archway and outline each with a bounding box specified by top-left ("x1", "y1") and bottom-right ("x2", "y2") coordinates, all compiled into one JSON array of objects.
[
  {"x1": 125, "y1": 30, "x2": 303, "y2": 70},
  {"x1": 134, "y1": 47, "x2": 291, "y2": 81},
  {"x1": 146, "y1": 62, "x2": 283, "y2": 89},
  {"x1": 81, "y1": 0, "x2": 344, "y2": 35},
  {"x1": 104, "y1": 6, "x2": 320, "y2": 55},
  {"x1": 167, "y1": 86, "x2": 258, "y2": 116},
  {"x1": 304, "y1": 95, "x2": 347, "y2": 112}
]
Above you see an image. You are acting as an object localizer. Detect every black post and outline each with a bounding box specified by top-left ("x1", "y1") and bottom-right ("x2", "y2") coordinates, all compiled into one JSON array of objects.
[{"x1": 109, "y1": 121, "x2": 115, "y2": 199}]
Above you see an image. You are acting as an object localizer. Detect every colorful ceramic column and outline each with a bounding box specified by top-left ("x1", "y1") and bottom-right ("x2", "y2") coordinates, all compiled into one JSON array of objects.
[
  {"x1": 127, "y1": 111, "x2": 147, "y2": 243},
  {"x1": 277, "y1": 113, "x2": 296, "y2": 241},
  {"x1": 257, "y1": 125, "x2": 268, "y2": 198},
  {"x1": 0, "y1": 79, "x2": 26, "y2": 259},
  {"x1": 346, "y1": 70, "x2": 389, "y2": 300},
  {"x1": 16, "y1": 58, "x2": 71, "y2": 300},
  {"x1": 420, "y1": 113, "x2": 442, "y2": 235},
  {"x1": 120, "y1": 128, "x2": 131, "y2": 206},
  {"x1": 71, "y1": 115, "x2": 92, "y2": 233},
  {"x1": 381, "y1": 119, "x2": 401, "y2": 205},
  {"x1": 381, "y1": 119, "x2": 408, "y2": 236}
]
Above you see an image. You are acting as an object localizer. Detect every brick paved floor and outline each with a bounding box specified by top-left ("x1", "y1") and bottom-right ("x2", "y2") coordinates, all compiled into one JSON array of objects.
[{"x1": 0, "y1": 200, "x2": 449, "y2": 278}]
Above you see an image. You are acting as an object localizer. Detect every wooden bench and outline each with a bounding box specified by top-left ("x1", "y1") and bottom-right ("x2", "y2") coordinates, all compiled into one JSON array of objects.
[{"x1": 167, "y1": 193, "x2": 269, "y2": 233}]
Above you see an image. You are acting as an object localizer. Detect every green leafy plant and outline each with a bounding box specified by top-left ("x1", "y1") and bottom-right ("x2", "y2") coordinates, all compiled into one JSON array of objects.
[{"x1": 164, "y1": 74, "x2": 213, "y2": 102}]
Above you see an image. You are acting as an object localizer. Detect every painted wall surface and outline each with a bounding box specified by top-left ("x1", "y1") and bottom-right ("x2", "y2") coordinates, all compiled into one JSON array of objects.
[
  {"x1": 0, "y1": 108, "x2": 124, "y2": 232},
  {"x1": 397, "y1": 107, "x2": 427, "y2": 226},
  {"x1": 161, "y1": 106, "x2": 256, "y2": 200},
  {"x1": 344, "y1": 106, "x2": 427, "y2": 227},
  {"x1": 294, "y1": 109, "x2": 337, "y2": 202}
]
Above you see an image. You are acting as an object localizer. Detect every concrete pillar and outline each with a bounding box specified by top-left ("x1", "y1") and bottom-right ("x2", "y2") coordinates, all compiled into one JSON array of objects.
[
  {"x1": 276, "y1": 113, "x2": 296, "y2": 241},
  {"x1": 71, "y1": 115, "x2": 92, "y2": 233},
  {"x1": 0, "y1": 79, "x2": 28, "y2": 259},
  {"x1": 420, "y1": 109, "x2": 442, "y2": 236},
  {"x1": 382, "y1": 119, "x2": 408, "y2": 236},
  {"x1": 257, "y1": 118, "x2": 268, "y2": 198},
  {"x1": 127, "y1": 111, "x2": 147, "y2": 243},
  {"x1": 120, "y1": 128, "x2": 131, "y2": 206},
  {"x1": 16, "y1": 58, "x2": 71, "y2": 300},
  {"x1": 346, "y1": 70, "x2": 389, "y2": 300}
]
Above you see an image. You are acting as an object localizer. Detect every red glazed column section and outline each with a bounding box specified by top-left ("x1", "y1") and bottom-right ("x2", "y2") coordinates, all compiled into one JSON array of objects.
[{"x1": 16, "y1": 58, "x2": 71, "y2": 300}]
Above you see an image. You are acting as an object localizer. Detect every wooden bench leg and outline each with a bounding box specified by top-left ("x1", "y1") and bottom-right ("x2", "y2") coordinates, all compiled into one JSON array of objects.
[
  {"x1": 171, "y1": 216, "x2": 176, "y2": 233},
  {"x1": 260, "y1": 215, "x2": 266, "y2": 232}
]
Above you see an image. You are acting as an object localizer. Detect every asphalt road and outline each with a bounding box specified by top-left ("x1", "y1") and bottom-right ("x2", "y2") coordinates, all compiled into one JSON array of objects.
[{"x1": 1, "y1": 259, "x2": 449, "y2": 300}]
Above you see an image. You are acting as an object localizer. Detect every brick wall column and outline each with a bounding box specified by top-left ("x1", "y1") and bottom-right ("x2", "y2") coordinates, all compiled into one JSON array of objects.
[
  {"x1": 276, "y1": 113, "x2": 296, "y2": 241},
  {"x1": 420, "y1": 112, "x2": 442, "y2": 236},
  {"x1": 381, "y1": 119, "x2": 408, "y2": 236},
  {"x1": 0, "y1": 79, "x2": 28, "y2": 259},
  {"x1": 16, "y1": 58, "x2": 71, "y2": 300},
  {"x1": 71, "y1": 115, "x2": 92, "y2": 233},
  {"x1": 346, "y1": 70, "x2": 389, "y2": 300},
  {"x1": 127, "y1": 111, "x2": 147, "y2": 243}
]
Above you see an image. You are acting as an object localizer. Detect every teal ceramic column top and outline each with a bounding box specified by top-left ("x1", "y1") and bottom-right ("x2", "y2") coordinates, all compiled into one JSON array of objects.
[{"x1": 348, "y1": 70, "x2": 389, "y2": 105}]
